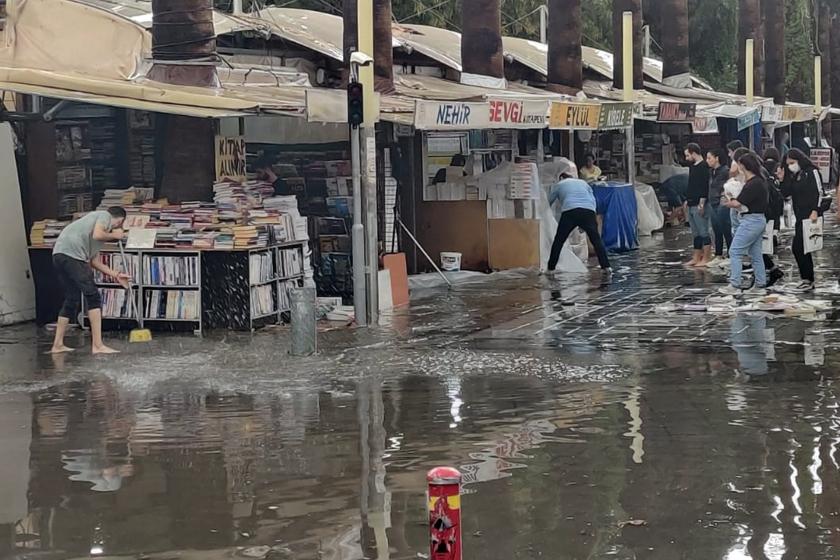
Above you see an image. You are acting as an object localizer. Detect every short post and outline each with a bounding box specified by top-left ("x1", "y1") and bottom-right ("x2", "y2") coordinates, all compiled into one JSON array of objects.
[
  {"x1": 289, "y1": 287, "x2": 317, "y2": 356},
  {"x1": 427, "y1": 467, "x2": 463, "y2": 560}
]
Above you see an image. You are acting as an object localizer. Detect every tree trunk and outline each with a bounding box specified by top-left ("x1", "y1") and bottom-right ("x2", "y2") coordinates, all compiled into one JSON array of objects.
[
  {"x1": 763, "y1": 0, "x2": 785, "y2": 104},
  {"x1": 661, "y1": 0, "x2": 689, "y2": 86},
  {"x1": 819, "y1": 2, "x2": 831, "y2": 140},
  {"x1": 831, "y1": 10, "x2": 840, "y2": 148},
  {"x1": 612, "y1": 0, "x2": 643, "y2": 90},
  {"x1": 737, "y1": 0, "x2": 761, "y2": 96},
  {"x1": 461, "y1": 0, "x2": 504, "y2": 79},
  {"x1": 149, "y1": 0, "x2": 217, "y2": 87},
  {"x1": 547, "y1": 0, "x2": 582, "y2": 93},
  {"x1": 373, "y1": 0, "x2": 394, "y2": 92}
]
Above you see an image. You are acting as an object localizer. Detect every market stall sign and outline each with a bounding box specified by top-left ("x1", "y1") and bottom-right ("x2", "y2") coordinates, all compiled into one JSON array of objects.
[
  {"x1": 488, "y1": 99, "x2": 549, "y2": 128},
  {"x1": 782, "y1": 106, "x2": 815, "y2": 123},
  {"x1": 215, "y1": 135, "x2": 246, "y2": 182},
  {"x1": 692, "y1": 116, "x2": 719, "y2": 134},
  {"x1": 548, "y1": 102, "x2": 601, "y2": 129},
  {"x1": 761, "y1": 104, "x2": 785, "y2": 122},
  {"x1": 811, "y1": 148, "x2": 833, "y2": 185},
  {"x1": 598, "y1": 103, "x2": 633, "y2": 129},
  {"x1": 657, "y1": 102, "x2": 696, "y2": 122},
  {"x1": 736, "y1": 109, "x2": 761, "y2": 131},
  {"x1": 414, "y1": 100, "x2": 490, "y2": 130}
]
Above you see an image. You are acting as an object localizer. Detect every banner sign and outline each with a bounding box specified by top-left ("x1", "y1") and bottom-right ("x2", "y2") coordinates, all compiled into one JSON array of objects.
[
  {"x1": 215, "y1": 135, "x2": 246, "y2": 182},
  {"x1": 598, "y1": 102, "x2": 634, "y2": 129},
  {"x1": 761, "y1": 104, "x2": 785, "y2": 122},
  {"x1": 487, "y1": 99, "x2": 549, "y2": 128},
  {"x1": 414, "y1": 101, "x2": 490, "y2": 130},
  {"x1": 692, "y1": 116, "x2": 719, "y2": 134},
  {"x1": 736, "y1": 109, "x2": 761, "y2": 131},
  {"x1": 548, "y1": 102, "x2": 602, "y2": 129},
  {"x1": 811, "y1": 148, "x2": 833, "y2": 185},
  {"x1": 782, "y1": 105, "x2": 815, "y2": 123},
  {"x1": 657, "y1": 102, "x2": 697, "y2": 122}
]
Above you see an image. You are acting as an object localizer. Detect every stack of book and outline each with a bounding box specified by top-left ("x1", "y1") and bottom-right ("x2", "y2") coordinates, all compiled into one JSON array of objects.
[
  {"x1": 100, "y1": 288, "x2": 132, "y2": 318},
  {"x1": 30, "y1": 220, "x2": 69, "y2": 246},
  {"x1": 249, "y1": 251, "x2": 274, "y2": 283},
  {"x1": 232, "y1": 225, "x2": 268, "y2": 249},
  {"x1": 142, "y1": 255, "x2": 199, "y2": 286},
  {"x1": 250, "y1": 285, "x2": 276, "y2": 317}
]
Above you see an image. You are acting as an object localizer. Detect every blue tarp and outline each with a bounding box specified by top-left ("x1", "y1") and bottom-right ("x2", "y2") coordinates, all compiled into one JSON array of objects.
[{"x1": 592, "y1": 182, "x2": 639, "y2": 252}]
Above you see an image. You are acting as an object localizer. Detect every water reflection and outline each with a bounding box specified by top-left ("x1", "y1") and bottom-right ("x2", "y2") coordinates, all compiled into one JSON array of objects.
[{"x1": 6, "y1": 344, "x2": 840, "y2": 559}]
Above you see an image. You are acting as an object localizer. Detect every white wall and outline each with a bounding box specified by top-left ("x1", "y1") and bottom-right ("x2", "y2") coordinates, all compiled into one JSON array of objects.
[{"x1": 0, "y1": 123, "x2": 35, "y2": 325}]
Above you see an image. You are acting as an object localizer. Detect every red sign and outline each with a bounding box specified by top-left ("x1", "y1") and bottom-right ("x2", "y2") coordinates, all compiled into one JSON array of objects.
[
  {"x1": 657, "y1": 102, "x2": 697, "y2": 122},
  {"x1": 487, "y1": 99, "x2": 548, "y2": 128}
]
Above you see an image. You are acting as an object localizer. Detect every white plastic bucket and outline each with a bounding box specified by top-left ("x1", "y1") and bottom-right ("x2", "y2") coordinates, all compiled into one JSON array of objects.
[{"x1": 440, "y1": 252, "x2": 462, "y2": 272}]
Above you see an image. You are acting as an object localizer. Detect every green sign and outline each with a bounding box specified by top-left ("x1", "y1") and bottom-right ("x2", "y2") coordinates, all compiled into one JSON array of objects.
[{"x1": 598, "y1": 103, "x2": 634, "y2": 130}]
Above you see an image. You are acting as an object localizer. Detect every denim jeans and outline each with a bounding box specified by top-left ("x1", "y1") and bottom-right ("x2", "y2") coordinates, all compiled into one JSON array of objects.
[
  {"x1": 710, "y1": 204, "x2": 732, "y2": 256},
  {"x1": 730, "y1": 208, "x2": 741, "y2": 235},
  {"x1": 687, "y1": 206, "x2": 711, "y2": 249},
  {"x1": 730, "y1": 213, "x2": 767, "y2": 288}
]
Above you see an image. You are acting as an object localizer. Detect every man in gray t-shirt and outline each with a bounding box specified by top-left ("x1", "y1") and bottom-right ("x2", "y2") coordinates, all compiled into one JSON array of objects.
[{"x1": 50, "y1": 207, "x2": 128, "y2": 355}]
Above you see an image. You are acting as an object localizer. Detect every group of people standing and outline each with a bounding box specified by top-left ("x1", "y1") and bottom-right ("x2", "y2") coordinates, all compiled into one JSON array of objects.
[{"x1": 682, "y1": 139, "x2": 825, "y2": 294}]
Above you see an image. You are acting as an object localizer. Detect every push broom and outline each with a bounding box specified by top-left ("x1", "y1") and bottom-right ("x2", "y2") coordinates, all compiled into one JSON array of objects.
[{"x1": 118, "y1": 240, "x2": 152, "y2": 343}]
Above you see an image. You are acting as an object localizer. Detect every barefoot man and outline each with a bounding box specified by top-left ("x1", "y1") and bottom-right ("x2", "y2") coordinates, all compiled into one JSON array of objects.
[{"x1": 50, "y1": 206, "x2": 129, "y2": 354}]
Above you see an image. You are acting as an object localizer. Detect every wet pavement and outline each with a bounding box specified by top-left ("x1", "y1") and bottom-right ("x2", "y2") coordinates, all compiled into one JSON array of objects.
[{"x1": 3, "y1": 223, "x2": 840, "y2": 559}]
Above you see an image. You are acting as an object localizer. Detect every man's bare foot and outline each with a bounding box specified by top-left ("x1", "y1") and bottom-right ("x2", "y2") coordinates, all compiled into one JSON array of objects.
[
  {"x1": 684, "y1": 259, "x2": 698, "y2": 267},
  {"x1": 48, "y1": 345, "x2": 75, "y2": 354},
  {"x1": 92, "y1": 345, "x2": 120, "y2": 355}
]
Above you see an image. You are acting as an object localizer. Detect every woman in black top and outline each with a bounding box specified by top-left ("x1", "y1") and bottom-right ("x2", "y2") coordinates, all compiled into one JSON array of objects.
[
  {"x1": 720, "y1": 153, "x2": 768, "y2": 294},
  {"x1": 706, "y1": 148, "x2": 731, "y2": 264},
  {"x1": 761, "y1": 147, "x2": 786, "y2": 286},
  {"x1": 781, "y1": 148, "x2": 822, "y2": 292}
]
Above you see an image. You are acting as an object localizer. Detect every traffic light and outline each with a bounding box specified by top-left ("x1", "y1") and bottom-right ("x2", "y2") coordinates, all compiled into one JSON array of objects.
[{"x1": 347, "y1": 81, "x2": 364, "y2": 128}]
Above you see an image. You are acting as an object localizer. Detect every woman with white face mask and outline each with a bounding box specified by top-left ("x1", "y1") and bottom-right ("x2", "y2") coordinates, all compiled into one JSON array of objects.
[{"x1": 781, "y1": 148, "x2": 822, "y2": 292}]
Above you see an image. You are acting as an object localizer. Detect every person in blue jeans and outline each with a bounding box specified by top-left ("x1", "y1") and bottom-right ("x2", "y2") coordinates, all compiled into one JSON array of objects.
[
  {"x1": 683, "y1": 143, "x2": 712, "y2": 266},
  {"x1": 705, "y1": 148, "x2": 731, "y2": 266},
  {"x1": 720, "y1": 153, "x2": 769, "y2": 294}
]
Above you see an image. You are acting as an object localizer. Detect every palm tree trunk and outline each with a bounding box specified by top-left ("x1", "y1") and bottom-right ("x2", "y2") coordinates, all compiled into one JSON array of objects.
[
  {"x1": 661, "y1": 0, "x2": 689, "y2": 87},
  {"x1": 461, "y1": 0, "x2": 504, "y2": 79},
  {"x1": 547, "y1": 0, "x2": 582, "y2": 93},
  {"x1": 612, "y1": 0, "x2": 643, "y2": 90},
  {"x1": 737, "y1": 0, "x2": 761, "y2": 96},
  {"x1": 763, "y1": 0, "x2": 785, "y2": 105},
  {"x1": 373, "y1": 0, "x2": 394, "y2": 92}
]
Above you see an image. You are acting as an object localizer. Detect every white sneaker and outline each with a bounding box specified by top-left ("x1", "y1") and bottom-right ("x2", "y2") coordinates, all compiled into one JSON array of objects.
[
  {"x1": 787, "y1": 281, "x2": 815, "y2": 294},
  {"x1": 745, "y1": 286, "x2": 767, "y2": 297},
  {"x1": 718, "y1": 285, "x2": 743, "y2": 296}
]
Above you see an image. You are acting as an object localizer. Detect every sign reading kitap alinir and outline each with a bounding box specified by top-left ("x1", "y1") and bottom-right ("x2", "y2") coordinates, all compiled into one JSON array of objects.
[{"x1": 413, "y1": 99, "x2": 549, "y2": 130}]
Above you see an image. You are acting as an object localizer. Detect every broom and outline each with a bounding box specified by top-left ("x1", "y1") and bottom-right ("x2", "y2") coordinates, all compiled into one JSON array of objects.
[{"x1": 118, "y1": 240, "x2": 152, "y2": 343}]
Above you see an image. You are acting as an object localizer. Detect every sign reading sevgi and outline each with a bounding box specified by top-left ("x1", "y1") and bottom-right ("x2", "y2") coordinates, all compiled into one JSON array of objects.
[{"x1": 487, "y1": 99, "x2": 549, "y2": 128}]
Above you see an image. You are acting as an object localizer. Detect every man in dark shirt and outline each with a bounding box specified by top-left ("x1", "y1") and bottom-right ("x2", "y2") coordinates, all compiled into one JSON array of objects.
[
  {"x1": 255, "y1": 159, "x2": 290, "y2": 196},
  {"x1": 684, "y1": 143, "x2": 712, "y2": 266}
]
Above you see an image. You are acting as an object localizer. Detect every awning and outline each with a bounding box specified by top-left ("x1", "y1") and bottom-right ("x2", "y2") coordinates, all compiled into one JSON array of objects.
[{"x1": 0, "y1": 81, "x2": 252, "y2": 118}]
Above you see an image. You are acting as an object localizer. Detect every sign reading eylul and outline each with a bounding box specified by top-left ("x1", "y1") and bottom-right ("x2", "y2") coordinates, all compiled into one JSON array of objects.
[
  {"x1": 657, "y1": 102, "x2": 697, "y2": 122},
  {"x1": 548, "y1": 102, "x2": 601, "y2": 129}
]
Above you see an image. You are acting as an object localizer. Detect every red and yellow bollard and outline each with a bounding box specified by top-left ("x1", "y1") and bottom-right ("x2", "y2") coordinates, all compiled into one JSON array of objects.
[{"x1": 427, "y1": 467, "x2": 462, "y2": 560}]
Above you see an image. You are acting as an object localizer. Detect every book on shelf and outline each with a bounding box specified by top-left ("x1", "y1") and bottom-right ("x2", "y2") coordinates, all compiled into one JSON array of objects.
[
  {"x1": 143, "y1": 289, "x2": 200, "y2": 320},
  {"x1": 277, "y1": 280, "x2": 297, "y2": 311},
  {"x1": 94, "y1": 252, "x2": 139, "y2": 281},
  {"x1": 142, "y1": 255, "x2": 199, "y2": 286},
  {"x1": 278, "y1": 248, "x2": 303, "y2": 278},
  {"x1": 249, "y1": 251, "x2": 274, "y2": 284},
  {"x1": 250, "y1": 284, "x2": 276, "y2": 316},
  {"x1": 98, "y1": 288, "x2": 133, "y2": 318}
]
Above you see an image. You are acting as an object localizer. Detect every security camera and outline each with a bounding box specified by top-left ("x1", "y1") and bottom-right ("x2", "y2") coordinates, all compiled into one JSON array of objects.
[{"x1": 350, "y1": 51, "x2": 374, "y2": 67}]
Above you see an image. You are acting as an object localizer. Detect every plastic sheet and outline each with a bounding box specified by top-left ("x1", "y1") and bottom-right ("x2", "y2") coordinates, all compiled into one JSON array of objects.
[
  {"x1": 634, "y1": 183, "x2": 665, "y2": 237},
  {"x1": 592, "y1": 182, "x2": 640, "y2": 252}
]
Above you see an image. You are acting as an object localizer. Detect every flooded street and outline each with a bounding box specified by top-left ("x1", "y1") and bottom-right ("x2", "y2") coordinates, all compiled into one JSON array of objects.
[{"x1": 3, "y1": 225, "x2": 840, "y2": 560}]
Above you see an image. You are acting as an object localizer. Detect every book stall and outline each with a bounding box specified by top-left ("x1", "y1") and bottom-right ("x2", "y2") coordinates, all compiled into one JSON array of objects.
[
  {"x1": 28, "y1": 182, "x2": 310, "y2": 332},
  {"x1": 410, "y1": 98, "x2": 554, "y2": 272}
]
